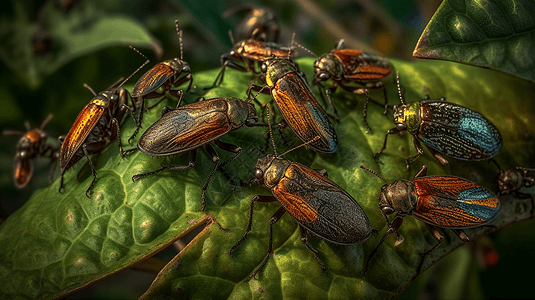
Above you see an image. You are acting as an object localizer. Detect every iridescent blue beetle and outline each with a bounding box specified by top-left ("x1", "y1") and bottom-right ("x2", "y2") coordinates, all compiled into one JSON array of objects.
[{"x1": 375, "y1": 72, "x2": 502, "y2": 169}]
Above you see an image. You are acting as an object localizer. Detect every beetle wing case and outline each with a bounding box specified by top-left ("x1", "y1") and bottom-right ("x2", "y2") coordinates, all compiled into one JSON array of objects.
[
  {"x1": 137, "y1": 98, "x2": 231, "y2": 156},
  {"x1": 131, "y1": 63, "x2": 176, "y2": 98},
  {"x1": 272, "y1": 73, "x2": 338, "y2": 153},
  {"x1": 412, "y1": 176, "x2": 500, "y2": 229},
  {"x1": 60, "y1": 101, "x2": 106, "y2": 170},
  {"x1": 418, "y1": 101, "x2": 502, "y2": 160},
  {"x1": 272, "y1": 162, "x2": 371, "y2": 244}
]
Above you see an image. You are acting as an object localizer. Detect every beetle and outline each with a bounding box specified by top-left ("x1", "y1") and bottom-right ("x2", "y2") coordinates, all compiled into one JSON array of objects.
[
  {"x1": 222, "y1": 4, "x2": 279, "y2": 43},
  {"x1": 248, "y1": 56, "x2": 338, "y2": 153},
  {"x1": 312, "y1": 39, "x2": 393, "y2": 127},
  {"x1": 207, "y1": 38, "x2": 293, "y2": 89},
  {"x1": 375, "y1": 72, "x2": 502, "y2": 170},
  {"x1": 124, "y1": 95, "x2": 263, "y2": 211},
  {"x1": 3, "y1": 114, "x2": 59, "y2": 188},
  {"x1": 129, "y1": 20, "x2": 193, "y2": 141},
  {"x1": 59, "y1": 48, "x2": 149, "y2": 197},
  {"x1": 230, "y1": 124, "x2": 371, "y2": 281},
  {"x1": 494, "y1": 166, "x2": 535, "y2": 198},
  {"x1": 359, "y1": 164, "x2": 500, "y2": 274}
]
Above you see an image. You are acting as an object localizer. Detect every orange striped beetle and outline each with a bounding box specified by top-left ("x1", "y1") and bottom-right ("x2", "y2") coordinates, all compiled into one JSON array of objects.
[
  {"x1": 59, "y1": 47, "x2": 149, "y2": 197},
  {"x1": 231, "y1": 112, "x2": 371, "y2": 280}
]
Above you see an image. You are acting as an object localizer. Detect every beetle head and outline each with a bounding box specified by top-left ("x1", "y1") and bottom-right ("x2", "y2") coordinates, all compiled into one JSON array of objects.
[
  {"x1": 254, "y1": 154, "x2": 290, "y2": 188},
  {"x1": 226, "y1": 98, "x2": 258, "y2": 128},
  {"x1": 313, "y1": 53, "x2": 342, "y2": 82},
  {"x1": 379, "y1": 179, "x2": 416, "y2": 216},
  {"x1": 496, "y1": 168, "x2": 524, "y2": 194}
]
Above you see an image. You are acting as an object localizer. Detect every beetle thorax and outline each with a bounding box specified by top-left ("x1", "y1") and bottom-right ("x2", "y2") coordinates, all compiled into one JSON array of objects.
[
  {"x1": 394, "y1": 102, "x2": 421, "y2": 133},
  {"x1": 264, "y1": 58, "x2": 295, "y2": 87},
  {"x1": 314, "y1": 53, "x2": 343, "y2": 81},
  {"x1": 226, "y1": 98, "x2": 258, "y2": 128},
  {"x1": 380, "y1": 180, "x2": 417, "y2": 216},
  {"x1": 164, "y1": 58, "x2": 190, "y2": 73},
  {"x1": 256, "y1": 154, "x2": 291, "y2": 189}
]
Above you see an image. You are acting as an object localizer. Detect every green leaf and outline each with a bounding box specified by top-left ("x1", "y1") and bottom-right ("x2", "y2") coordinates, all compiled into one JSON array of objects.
[
  {"x1": 0, "y1": 1, "x2": 160, "y2": 88},
  {"x1": 0, "y1": 57, "x2": 534, "y2": 299},
  {"x1": 413, "y1": 0, "x2": 535, "y2": 83}
]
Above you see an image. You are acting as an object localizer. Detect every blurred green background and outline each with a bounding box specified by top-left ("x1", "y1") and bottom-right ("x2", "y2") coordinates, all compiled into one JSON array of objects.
[{"x1": 0, "y1": 0, "x2": 533, "y2": 299}]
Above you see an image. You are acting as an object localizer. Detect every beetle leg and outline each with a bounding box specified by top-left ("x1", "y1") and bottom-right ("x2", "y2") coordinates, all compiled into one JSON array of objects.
[
  {"x1": 299, "y1": 225, "x2": 325, "y2": 273},
  {"x1": 207, "y1": 56, "x2": 250, "y2": 89},
  {"x1": 362, "y1": 89, "x2": 371, "y2": 133},
  {"x1": 451, "y1": 229, "x2": 470, "y2": 242},
  {"x1": 412, "y1": 165, "x2": 428, "y2": 179},
  {"x1": 406, "y1": 137, "x2": 425, "y2": 170},
  {"x1": 230, "y1": 195, "x2": 278, "y2": 255},
  {"x1": 214, "y1": 139, "x2": 242, "y2": 192},
  {"x1": 426, "y1": 146, "x2": 449, "y2": 166},
  {"x1": 112, "y1": 118, "x2": 137, "y2": 158},
  {"x1": 201, "y1": 144, "x2": 222, "y2": 211},
  {"x1": 417, "y1": 224, "x2": 445, "y2": 274},
  {"x1": 363, "y1": 215, "x2": 404, "y2": 276},
  {"x1": 161, "y1": 106, "x2": 173, "y2": 116},
  {"x1": 82, "y1": 143, "x2": 103, "y2": 198},
  {"x1": 324, "y1": 84, "x2": 341, "y2": 122},
  {"x1": 129, "y1": 98, "x2": 145, "y2": 143},
  {"x1": 132, "y1": 150, "x2": 197, "y2": 192},
  {"x1": 314, "y1": 169, "x2": 328, "y2": 177},
  {"x1": 249, "y1": 206, "x2": 287, "y2": 281},
  {"x1": 170, "y1": 73, "x2": 193, "y2": 94},
  {"x1": 374, "y1": 127, "x2": 400, "y2": 159}
]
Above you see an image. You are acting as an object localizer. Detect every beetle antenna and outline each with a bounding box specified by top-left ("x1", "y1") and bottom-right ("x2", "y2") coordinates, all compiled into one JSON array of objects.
[
  {"x1": 279, "y1": 136, "x2": 321, "y2": 158},
  {"x1": 105, "y1": 77, "x2": 125, "y2": 90},
  {"x1": 3, "y1": 130, "x2": 25, "y2": 136},
  {"x1": 116, "y1": 46, "x2": 150, "y2": 89},
  {"x1": 39, "y1": 114, "x2": 54, "y2": 130},
  {"x1": 360, "y1": 165, "x2": 389, "y2": 184},
  {"x1": 291, "y1": 40, "x2": 317, "y2": 58},
  {"x1": 488, "y1": 159, "x2": 502, "y2": 171},
  {"x1": 288, "y1": 32, "x2": 297, "y2": 59},
  {"x1": 228, "y1": 30, "x2": 236, "y2": 45},
  {"x1": 174, "y1": 21, "x2": 184, "y2": 61},
  {"x1": 266, "y1": 105, "x2": 278, "y2": 157},
  {"x1": 83, "y1": 83, "x2": 97, "y2": 96},
  {"x1": 248, "y1": 85, "x2": 267, "y2": 103},
  {"x1": 24, "y1": 120, "x2": 32, "y2": 131},
  {"x1": 396, "y1": 71, "x2": 405, "y2": 105}
]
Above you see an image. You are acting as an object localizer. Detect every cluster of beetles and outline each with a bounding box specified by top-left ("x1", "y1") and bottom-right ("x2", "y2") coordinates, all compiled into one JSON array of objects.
[{"x1": 4, "y1": 5, "x2": 535, "y2": 281}]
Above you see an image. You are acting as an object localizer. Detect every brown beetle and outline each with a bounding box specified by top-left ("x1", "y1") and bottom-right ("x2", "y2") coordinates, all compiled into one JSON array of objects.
[
  {"x1": 129, "y1": 21, "x2": 193, "y2": 141},
  {"x1": 124, "y1": 95, "x2": 264, "y2": 211},
  {"x1": 207, "y1": 38, "x2": 293, "y2": 89},
  {"x1": 59, "y1": 48, "x2": 149, "y2": 197},
  {"x1": 312, "y1": 39, "x2": 393, "y2": 127},
  {"x1": 222, "y1": 5, "x2": 279, "y2": 43},
  {"x1": 3, "y1": 114, "x2": 59, "y2": 188}
]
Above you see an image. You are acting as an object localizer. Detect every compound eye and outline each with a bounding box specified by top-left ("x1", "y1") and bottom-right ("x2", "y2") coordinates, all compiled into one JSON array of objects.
[
  {"x1": 318, "y1": 73, "x2": 329, "y2": 81},
  {"x1": 254, "y1": 168, "x2": 263, "y2": 179},
  {"x1": 381, "y1": 206, "x2": 395, "y2": 215},
  {"x1": 261, "y1": 63, "x2": 267, "y2": 73},
  {"x1": 110, "y1": 94, "x2": 119, "y2": 102},
  {"x1": 396, "y1": 123, "x2": 407, "y2": 131}
]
